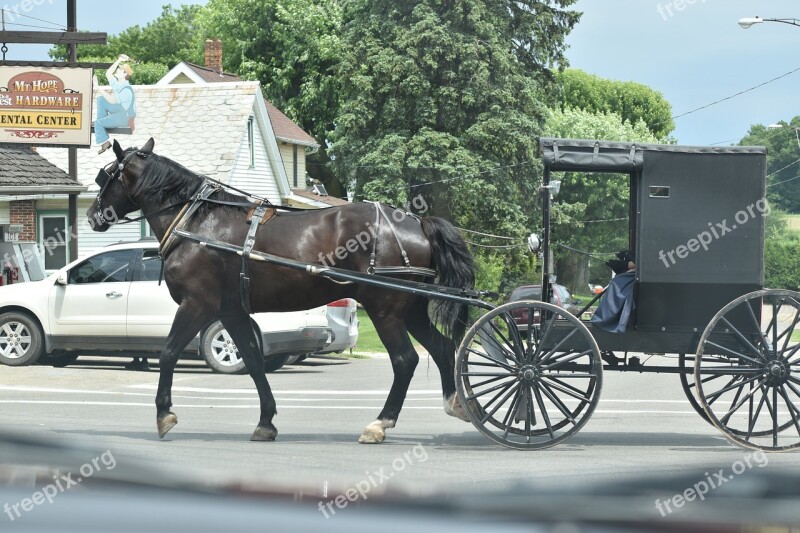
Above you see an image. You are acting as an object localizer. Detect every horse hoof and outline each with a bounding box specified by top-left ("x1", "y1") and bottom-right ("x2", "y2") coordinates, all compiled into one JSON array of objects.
[
  {"x1": 250, "y1": 425, "x2": 278, "y2": 442},
  {"x1": 444, "y1": 395, "x2": 471, "y2": 422},
  {"x1": 157, "y1": 413, "x2": 178, "y2": 439},
  {"x1": 358, "y1": 424, "x2": 385, "y2": 444}
]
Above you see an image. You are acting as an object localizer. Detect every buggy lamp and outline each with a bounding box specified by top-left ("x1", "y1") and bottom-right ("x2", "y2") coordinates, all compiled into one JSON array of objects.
[
  {"x1": 540, "y1": 180, "x2": 561, "y2": 197},
  {"x1": 527, "y1": 233, "x2": 542, "y2": 254}
]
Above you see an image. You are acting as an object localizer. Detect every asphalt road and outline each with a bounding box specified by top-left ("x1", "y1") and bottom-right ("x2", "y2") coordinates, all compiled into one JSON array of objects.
[{"x1": 2, "y1": 353, "x2": 800, "y2": 502}]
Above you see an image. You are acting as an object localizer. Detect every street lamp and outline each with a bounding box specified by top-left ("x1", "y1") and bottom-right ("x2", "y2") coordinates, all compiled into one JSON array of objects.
[{"x1": 739, "y1": 16, "x2": 800, "y2": 29}]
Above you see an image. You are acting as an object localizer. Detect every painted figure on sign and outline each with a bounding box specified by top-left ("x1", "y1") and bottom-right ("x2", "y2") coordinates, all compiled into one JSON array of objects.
[{"x1": 94, "y1": 54, "x2": 136, "y2": 154}]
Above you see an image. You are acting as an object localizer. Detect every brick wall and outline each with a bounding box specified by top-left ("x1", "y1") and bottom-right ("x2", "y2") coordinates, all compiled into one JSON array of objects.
[
  {"x1": 9, "y1": 200, "x2": 35, "y2": 241},
  {"x1": 205, "y1": 38, "x2": 223, "y2": 73}
]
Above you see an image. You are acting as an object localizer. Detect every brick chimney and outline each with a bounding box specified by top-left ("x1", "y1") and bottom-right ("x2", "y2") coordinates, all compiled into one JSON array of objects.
[{"x1": 204, "y1": 38, "x2": 223, "y2": 74}]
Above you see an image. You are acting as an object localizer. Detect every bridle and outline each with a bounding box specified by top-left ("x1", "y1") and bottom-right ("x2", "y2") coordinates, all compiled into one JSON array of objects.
[{"x1": 93, "y1": 148, "x2": 149, "y2": 226}]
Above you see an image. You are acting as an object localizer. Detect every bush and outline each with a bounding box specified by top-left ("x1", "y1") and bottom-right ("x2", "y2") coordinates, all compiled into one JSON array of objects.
[{"x1": 765, "y1": 238, "x2": 800, "y2": 290}]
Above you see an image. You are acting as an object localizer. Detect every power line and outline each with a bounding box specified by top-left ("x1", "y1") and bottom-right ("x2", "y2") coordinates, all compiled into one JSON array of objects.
[
  {"x1": 0, "y1": 8, "x2": 65, "y2": 30},
  {"x1": 672, "y1": 66, "x2": 800, "y2": 122}
]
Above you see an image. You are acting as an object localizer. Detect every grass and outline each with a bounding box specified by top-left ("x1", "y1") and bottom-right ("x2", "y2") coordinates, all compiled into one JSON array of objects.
[
  {"x1": 350, "y1": 309, "x2": 423, "y2": 355},
  {"x1": 786, "y1": 214, "x2": 800, "y2": 232}
]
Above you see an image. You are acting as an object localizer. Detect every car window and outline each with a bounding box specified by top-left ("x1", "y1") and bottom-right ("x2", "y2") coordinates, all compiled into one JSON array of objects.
[
  {"x1": 68, "y1": 250, "x2": 134, "y2": 284},
  {"x1": 509, "y1": 286, "x2": 541, "y2": 301},
  {"x1": 135, "y1": 249, "x2": 163, "y2": 282}
]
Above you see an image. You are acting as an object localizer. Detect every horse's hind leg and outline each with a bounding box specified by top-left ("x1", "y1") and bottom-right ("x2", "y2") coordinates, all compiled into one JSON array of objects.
[
  {"x1": 156, "y1": 302, "x2": 215, "y2": 438},
  {"x1": 359, "y1": 313, "x2": 419, "y2": 444},
  {"x1": 220, "y1": 312, "x2": 278, "y2": 441},
  {"x1": 406, "y1": 299, "x2": 469, "y2": 422}
]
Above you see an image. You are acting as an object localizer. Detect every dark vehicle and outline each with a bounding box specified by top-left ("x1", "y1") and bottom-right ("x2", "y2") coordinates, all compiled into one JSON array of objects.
[{"x1": 507, "y1": 284, "x2": 582, "y2": 330}]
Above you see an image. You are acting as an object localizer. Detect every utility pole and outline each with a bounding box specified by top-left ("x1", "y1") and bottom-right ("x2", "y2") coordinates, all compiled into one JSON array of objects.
[{"x1": 67, "y1": 0, "x2": 78, "y2": 262}]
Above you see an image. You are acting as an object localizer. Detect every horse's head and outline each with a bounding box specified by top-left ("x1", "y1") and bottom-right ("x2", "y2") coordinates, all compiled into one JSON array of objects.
[{"x1": 86, "y1": 138, "x2": 155, "y2": 232}]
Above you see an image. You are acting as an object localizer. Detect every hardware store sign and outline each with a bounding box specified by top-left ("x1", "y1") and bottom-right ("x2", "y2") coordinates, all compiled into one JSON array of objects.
[{"x1": 0, "y1": 66, "x2": 92, "y2": 147}]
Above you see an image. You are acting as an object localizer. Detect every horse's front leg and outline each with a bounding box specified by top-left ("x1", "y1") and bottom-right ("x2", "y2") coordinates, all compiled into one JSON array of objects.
[
  {"x1": 359, "y1": 314, "x2": 419, "y2": 444},
  {"x1": 220, "y1": 313, "x2": 278, "y2": 441},
  {"x1": 156, "y1": 302, "x2": 214, "y2": 438}
]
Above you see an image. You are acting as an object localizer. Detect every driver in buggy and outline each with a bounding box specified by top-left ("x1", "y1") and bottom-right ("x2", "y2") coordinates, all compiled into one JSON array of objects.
[{"x1": 590, "y1": 250, "x2": 636, "y2": 333}]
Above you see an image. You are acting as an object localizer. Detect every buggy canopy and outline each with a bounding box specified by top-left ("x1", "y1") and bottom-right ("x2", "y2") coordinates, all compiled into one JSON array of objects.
[{"x1": 538, "y1": 137, "x2": 767, "y2": 173}]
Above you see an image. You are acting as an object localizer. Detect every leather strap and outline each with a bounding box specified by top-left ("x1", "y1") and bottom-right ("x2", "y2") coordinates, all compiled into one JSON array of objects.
[{"x1": 240, "y1": 203, "x2": 269, "y2": 313}]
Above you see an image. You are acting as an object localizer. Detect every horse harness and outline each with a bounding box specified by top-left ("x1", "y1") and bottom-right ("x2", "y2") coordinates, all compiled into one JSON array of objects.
[
  {"x1": 99, "y1": 153, "x2": 436, "y2": 313},
  {"x1": 159, "y1": 197, "x2": 437, "y2": 313}
]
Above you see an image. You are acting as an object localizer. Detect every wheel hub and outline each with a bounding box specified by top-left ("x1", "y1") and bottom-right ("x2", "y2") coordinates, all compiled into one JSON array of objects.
[
  {"x1": 518, "y1": 365, "x2": 539, "y2": 383},
  {"x1": 764, "y1": 360, "x2": 789, "y2": 386}
]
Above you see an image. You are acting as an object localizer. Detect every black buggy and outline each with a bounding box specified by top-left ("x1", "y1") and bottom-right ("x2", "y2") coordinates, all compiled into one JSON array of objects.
[{"x1": 453, "y1": 137, "x2": 800, "y2": 451}]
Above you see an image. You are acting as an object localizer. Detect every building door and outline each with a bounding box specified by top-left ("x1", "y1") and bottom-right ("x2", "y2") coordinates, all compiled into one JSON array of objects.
[{"x1": 38, "y1": 213, "x2": 69, "y2": 272}]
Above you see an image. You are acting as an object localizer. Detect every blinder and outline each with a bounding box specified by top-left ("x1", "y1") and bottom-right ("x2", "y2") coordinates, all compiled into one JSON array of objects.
[{"x1": 94, "y1": 148, "x2": 145, "y2": 225}]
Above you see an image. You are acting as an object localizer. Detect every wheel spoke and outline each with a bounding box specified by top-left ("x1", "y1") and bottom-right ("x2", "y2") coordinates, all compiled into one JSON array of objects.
[
  {"x1": 744, "y1": 302, "x2": 771, "y2": 355},
  {"x1": 706, "y1": 374, "x2": 757, "y2": 403},
  {"x1": 533, "y1": 385, "x2": 554, "y2": 439},
  {"x1": 501, "y1": 312, "x2": 525, "y2": 363},
  {"x1": 719, "y1": 378, "x2": 768, "y2": 425},
  {"x1": 772, "y1": 386, "x2": 779, "y2": 447},
  {"x1": 704, "y1": 338, "x2": 763, "y2": 366},
  {"x1": 476, "y1": 325, "x2": 519, "y2": 365},
  {"x1": 696, "y1": 366, "x2": 760, "y2": 375},
  {"x1": 539, "y1": 376, "x2": 592, "y2": 402},
  {"x1": 524, "y1": 386, "x2": 533, "y2": 442},
  {"x1": 480, "y1": 381, "x2": 520, "y2": 425},
  {"x1": 500, "y1": 385, "x2": 524, "y2": 440},
  {"x1": 487, "y1": 320, "x2": 523, "y2": 363},
  {"x1": 778, "y1": 385, "x2": 800, "y2": 438},
  {"x1": 745, "y1": 385, "x2": 769, "y2": 441},
  {"x1": 465, "y1": 377, "x2": 516, "y2": 402},
  {"x1": 532, "y1": 313, "x2": 557, "y2": 361},
  {"x1": 538, "y1": 381, "x2": 576, "y2": 424},
  {"x1": 720, "y1": 317, "x2": 766, "y2": 362},
  {"x1": 465, "y1": 347, "x2": 516, "y2": 372},
  {"x1": 537, "y1": 328, "x2": 580, "y2": 364},
  {"x1": 542, "y1": 349, "x2": 593, "y2": 371},
  {"x1": 462, "y1": 371, "x2": 513, "y2": 378},
  {"x1": 470, "y1": 374, "x2": 515, "y2": 389}
]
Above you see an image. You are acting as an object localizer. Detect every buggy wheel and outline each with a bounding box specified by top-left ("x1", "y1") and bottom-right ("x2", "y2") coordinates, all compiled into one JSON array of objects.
[
  {"x1": 456, "y1": 300, "x2": 602, "y2": 450},
  {"x1": 695, "y1": 289, "x2": 800, "y2": 451},
  {"x1": 679, "y1": 353, "x2": 712, "y2": 424}
]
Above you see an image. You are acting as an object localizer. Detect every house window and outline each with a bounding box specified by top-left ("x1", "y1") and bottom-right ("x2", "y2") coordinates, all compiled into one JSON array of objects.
[
  {"x1": 38, "y1": 213, "x2": 69, "y2": 271},
  {"x1": 247, "y1": 116, "x2": 255, "y2": 168}
]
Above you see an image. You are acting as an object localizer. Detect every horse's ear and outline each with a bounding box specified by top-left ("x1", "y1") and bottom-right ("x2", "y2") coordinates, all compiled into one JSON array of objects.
[
  {"x1": 112, "y1": 139, "x2": 124, "y2": 161},
  {"x1": 141, "y1": 137, "x2": 155, "y2": 154}
]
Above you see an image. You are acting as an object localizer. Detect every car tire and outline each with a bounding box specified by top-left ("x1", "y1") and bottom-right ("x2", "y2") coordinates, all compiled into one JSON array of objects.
[
  {"x1": 0, "y1": 312, "x2": 44, "y2": 366},
  {"x1": 264, "y1": 354, "x2": 290, "y2": 373},
  {"x1": 40, "y1": 351, "x2": 79, "y2": 368},
  {"x1": 284, "y1": 354, "x2": 303, "y2": 365},
  {"x1": 200, "y1": 321, "x2": 248, "y2": 375}
]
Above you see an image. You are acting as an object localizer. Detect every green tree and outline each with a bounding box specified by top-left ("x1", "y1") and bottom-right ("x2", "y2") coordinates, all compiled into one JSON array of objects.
[
  {"x1": 199, "y1": 0, "x2": 344, "y2": 194},
  {"x1": 740, "y1": 117, "x2": 800, "y2": 213},
  {"x1": 49, "y1": 5, "x2": 205, "y2": 68},
  {"x1": 543, "y1": 107, "x2": 659, "y2": 292},
  {"x1": 332, "y1": 0, "x2": 579, "y2": 289},
  {"x1": 555, "y1": 69, "x2": 674, "y2": 139}
]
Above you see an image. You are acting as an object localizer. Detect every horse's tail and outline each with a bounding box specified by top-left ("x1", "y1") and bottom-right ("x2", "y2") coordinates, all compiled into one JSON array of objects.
[{"x1": 420, "y1": 217, "x2": 475, "y2": 345}]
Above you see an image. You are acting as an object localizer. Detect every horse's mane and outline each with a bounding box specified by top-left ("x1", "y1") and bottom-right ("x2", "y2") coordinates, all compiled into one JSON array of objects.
[{"x1": 132, "y1": 153, "x2": 249, "y2": 213}]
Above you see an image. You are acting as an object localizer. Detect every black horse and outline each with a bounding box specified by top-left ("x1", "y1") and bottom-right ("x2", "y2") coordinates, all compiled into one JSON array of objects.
[{"x1": 87, "y1": 138, "x2": 475, "y2": 443}]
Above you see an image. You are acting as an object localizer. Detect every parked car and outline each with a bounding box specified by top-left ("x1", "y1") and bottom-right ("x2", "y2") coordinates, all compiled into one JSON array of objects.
[
  {"x1": 507, "y1": 283, "x2": 584, "y2": 331},
  {"x1": 0, "y1": 240, "x2": 329, "y2": 373}
]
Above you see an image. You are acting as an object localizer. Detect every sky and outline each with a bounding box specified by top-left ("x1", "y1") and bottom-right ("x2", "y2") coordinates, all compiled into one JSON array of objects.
[
  {"x1": 566, "y1": 0, "x2": 799, "y2": 145},
  {"x1": 1, "y1": 0, "x2": 796, "y2": 146}
]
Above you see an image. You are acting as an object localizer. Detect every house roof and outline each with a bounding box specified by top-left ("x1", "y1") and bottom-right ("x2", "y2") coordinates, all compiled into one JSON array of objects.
[
  {"x1": 37, "y1": 82, "x2": 265, "y2": 192},
  {"x1": 290, "y1": 187, "x2": 349, "y2": 207},
  {"x1": 159, "y1": 62, "x2": 320, "y2": 150},
  {"x1": 183, "y1": 61, "x2": 243, "y2": 83},
  {"x1": 0, "y1": 144, "x2": 85, "y2": 193},
  {"x1": 263, "y1": 100, "x2": 319, "y2": 148}
]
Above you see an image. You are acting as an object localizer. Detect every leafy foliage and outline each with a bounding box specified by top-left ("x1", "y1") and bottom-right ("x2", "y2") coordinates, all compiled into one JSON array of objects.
[
  {"x1": 49, "y1": 5, "x2": 205, "y2": 67},
  {"x1": 740, "y1": 117, "x2": 800, "y2": 213},
  {"x1": 199, "y1": 0, "x2": 343, "y2": 193},
  {"x1": 332, "y1": 0, "x2": 579, "y2": 289},
  {"x1": 555, "y1": 69, "x2": 674, "y2": 139}
]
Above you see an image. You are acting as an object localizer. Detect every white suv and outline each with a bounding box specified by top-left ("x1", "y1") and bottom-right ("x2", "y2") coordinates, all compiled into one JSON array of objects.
[{"x1": 0, "y1": 240, "x2": 330, "y2": 373}]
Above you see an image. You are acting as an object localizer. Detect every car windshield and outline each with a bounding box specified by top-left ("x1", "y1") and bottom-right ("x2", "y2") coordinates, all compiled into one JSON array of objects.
[{"x1": 1, "y1": 1, "x2": 799, "y2": 531}]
